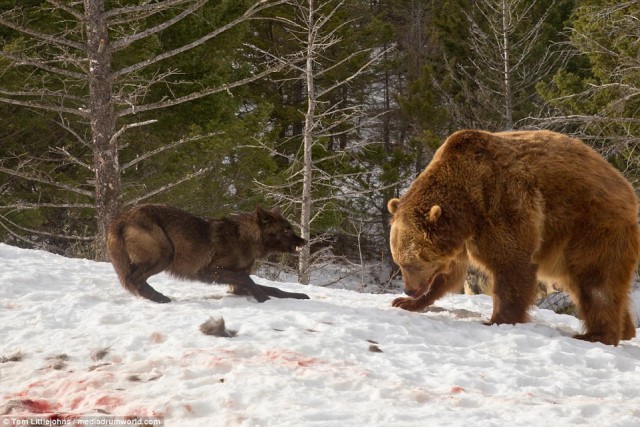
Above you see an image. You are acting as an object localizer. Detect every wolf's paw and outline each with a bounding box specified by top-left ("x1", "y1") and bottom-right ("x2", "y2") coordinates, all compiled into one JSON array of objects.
[{"x1": 140, "y1": 289, "x2": 171, "y2": 304}]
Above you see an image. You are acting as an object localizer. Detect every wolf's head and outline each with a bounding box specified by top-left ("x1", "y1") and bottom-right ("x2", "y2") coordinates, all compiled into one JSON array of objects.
[{"x1": 256, "y1": 207, "x2": 306, "y2": 254}]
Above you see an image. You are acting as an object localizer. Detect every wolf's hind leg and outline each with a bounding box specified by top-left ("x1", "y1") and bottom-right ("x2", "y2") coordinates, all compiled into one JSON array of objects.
[
  {"x1": 126, "y1": 264, "x2": 171, "y2": 303},
  {"x1": 136, "y1": 281, "x2": 171, "y2": 303}
]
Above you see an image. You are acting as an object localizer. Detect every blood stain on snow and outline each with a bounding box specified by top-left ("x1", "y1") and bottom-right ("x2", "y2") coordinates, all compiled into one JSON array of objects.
[
  {"x1": 3, "y1": 302, "x2": 20, "y2": 309},
  {"x1": 264, "y1": 350, "x2": 319, "y2": 369},
  {"x1": 58, "y1": 379, "x2": 89, "y2": 395},
  {"x1": 26, "y1": 380, "x2": 47, "y2": 390},
  {"x1": 450, "y1": 386, "x2": 465, "y2": 394},
  {"x1": 95, "y1": 396, "x2": 123, "y2": 410},
  {"x1": 20, "y1": 399, "x2": 58, "y2": 414},
  {"x1": 204, "y1": 349, "x2": 237, "y2": 368},
  {"x1": 70, "y1": 397, "x2": 84, "y2": 410},
  {"x1": 150, "y1": 332, "x2": 166, "y2": 343}
]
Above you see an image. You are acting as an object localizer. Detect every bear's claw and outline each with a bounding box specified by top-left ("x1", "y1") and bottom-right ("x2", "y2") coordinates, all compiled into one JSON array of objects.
[{"x1": 392, "y1": 296, "x2": 430, "y2": 312}]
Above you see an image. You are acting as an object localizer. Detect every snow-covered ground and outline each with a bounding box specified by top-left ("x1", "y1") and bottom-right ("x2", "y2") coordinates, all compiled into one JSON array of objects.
[{"x1": 2, "y1": 243, "x2": 640, "y2": 426}]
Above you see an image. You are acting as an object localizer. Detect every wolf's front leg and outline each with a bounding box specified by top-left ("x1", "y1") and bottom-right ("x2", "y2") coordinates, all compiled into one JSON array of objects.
[
  {"x1": 255, "y1": 283, "x2": 310, "y2": 300},
  {"x1": 199, "y1": 267, "x2": 270, "y2": 303}
]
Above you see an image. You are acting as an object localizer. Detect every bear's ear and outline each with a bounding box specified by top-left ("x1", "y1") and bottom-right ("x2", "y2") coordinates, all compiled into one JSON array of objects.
[
  {"x1": 428, "y1": 205, "x2": 442, "y2": 223},
  {"x1": 388, "y1": 198, "x2": 400, "y2": 214}
]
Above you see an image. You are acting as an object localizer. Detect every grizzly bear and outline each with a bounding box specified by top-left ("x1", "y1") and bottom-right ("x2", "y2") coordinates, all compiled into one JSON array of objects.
[{"x1": 388, "y1": 130, "x2": 639, "y2": 346}]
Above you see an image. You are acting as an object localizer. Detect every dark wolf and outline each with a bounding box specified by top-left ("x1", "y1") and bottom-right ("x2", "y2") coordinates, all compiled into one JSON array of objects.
[{"x1": 107, "y1": 204, "x2": 310, "y2": 303}]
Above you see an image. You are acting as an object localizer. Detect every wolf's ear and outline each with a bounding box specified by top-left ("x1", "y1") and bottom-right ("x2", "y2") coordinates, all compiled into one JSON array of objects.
[
  {"x1": 388, "y1": 198, "x2": 400, "y2": 214},
  {"x1": 256, "y1": 206, "x2": 273, "y2": 224},
  {"x1": 428, "y1": 205, "x2": 441, "y2": 223},
  {"x1": 271, "y1": 206, "x2": 282, "y2": 216}
]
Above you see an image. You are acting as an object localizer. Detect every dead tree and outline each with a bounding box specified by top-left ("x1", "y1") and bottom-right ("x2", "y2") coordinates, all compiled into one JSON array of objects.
[
  {"x1": 254, "y1": 0, "x2": 389, "y2": 284},
  {"x1": 460, "y1": 0, "x2": 560, "y2": 130}
]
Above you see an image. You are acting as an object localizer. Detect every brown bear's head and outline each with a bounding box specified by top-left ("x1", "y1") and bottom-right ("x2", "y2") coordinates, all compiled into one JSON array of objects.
[{"x1": 388, "y1": 197, "x2": 462, "y2": 299}]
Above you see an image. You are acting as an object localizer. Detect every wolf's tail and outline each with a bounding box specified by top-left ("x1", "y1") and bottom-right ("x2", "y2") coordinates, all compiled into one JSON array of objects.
[{"x1": 106, "y1": 221, "x2": 137, "y2": 296}]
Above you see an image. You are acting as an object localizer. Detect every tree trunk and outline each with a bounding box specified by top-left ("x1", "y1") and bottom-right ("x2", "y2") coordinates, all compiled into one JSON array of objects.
[
  {"x1": 85, "y1": 0, "x2": 120, "y2": 260},
  {"x1": 501, "y1": 0, "x2": 513, "y2": 130},
  {"x1": 298, "y1": 0, "x2": 316, "y2": 286}
]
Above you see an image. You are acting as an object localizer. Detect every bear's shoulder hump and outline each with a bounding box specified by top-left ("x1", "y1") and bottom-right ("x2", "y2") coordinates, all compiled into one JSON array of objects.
[{"x1": 443, "y1": 129, "x2": 493, "y2": 152}]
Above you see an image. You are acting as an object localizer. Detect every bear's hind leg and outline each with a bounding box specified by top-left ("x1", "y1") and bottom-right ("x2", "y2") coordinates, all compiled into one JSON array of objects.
[
  {"x1": 568, "y1": 223, "x2": 638, "y2": 345},
  {"x1": 621, "y1": 308, "x2": 636, "y2": 341},
  {"x1": 570, "y1": 272, "x2": 627, "y2": 346}
]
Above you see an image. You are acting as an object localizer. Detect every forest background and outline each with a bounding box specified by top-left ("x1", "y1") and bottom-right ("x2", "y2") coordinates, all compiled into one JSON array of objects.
[{"x1": 0, "y1": 0, "x2": 638, "y2": 290}]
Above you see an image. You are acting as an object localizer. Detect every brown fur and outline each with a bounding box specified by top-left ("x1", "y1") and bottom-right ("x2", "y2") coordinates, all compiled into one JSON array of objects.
[
  {"x1": 107, "y1": 204, "x2": 310, "y2": 303},
  {"x1": 388, "y1": 130, "x2": 639, "y2": 346}
]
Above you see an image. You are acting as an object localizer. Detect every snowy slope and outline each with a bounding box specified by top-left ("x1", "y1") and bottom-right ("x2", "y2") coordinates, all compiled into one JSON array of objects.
[{"x1": 1, "y1": 244, "x2": 640, "y2": 427}]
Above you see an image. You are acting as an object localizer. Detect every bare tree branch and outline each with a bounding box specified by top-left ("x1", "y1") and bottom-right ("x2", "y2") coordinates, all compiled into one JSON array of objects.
[
  {"x1": 110, "y1": 120, "x2": 158, "y2": 146},
  {"x1": 0, "y1": 164, "x2": 93, "y2": 197},
  {"x1": 0, "y1": 50, "x2": 86, "y2": 80},
  {"x1": 1, "y1": 202, "x2": 94, "y2": 210},
  {"x1": 0, "y1": 213, "x2": 94, "y2": 242},
  {"x1": 121, "y1": 131, "x2": 222, "y2": 171},
  {"x1": 0, "y1": 15, "x2": 85, "y2": 52},
  {"x1": 0, "y1": 94, "x2": 89, "y2": 117},
  {"x1": 111, "y1": 0, "x2": 207, "y2": 51},
  {"x1": 105, "y1": 0, "x2": 197, "y2": 19},
  {"x1": 45, "y1": 0, "x2": 83, "y2": 20},
  {"x1": 51, "y1": 147, "x2": 93, "y2": 171},
  {"x1": 116, "y1": 63, "x2": 286, "y2": 116},
  {"x1": 125, "y1": 167, "x2": 213, "y2": 206},
  {"x1": 113, "y1": 0, "x2": 288, "y2": 78}
]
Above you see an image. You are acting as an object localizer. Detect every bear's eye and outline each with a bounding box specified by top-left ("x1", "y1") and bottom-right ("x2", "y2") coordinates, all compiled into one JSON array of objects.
[{"x1": 403, "y1": 265, "x2": 416, "y2": 273}]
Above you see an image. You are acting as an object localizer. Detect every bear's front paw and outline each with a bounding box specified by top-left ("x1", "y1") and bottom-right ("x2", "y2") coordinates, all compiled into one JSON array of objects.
[{"x1": 392, "y1": 296, "x2": 429, "y2": 312}]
